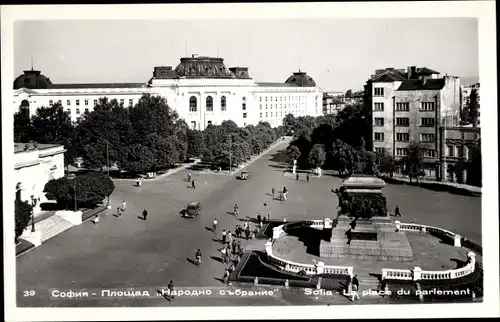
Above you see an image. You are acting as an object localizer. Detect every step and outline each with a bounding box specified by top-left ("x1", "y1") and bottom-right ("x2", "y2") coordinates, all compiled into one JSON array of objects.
[{"x1": 38, "y1": 216, "x2": 74, "y2": 242}]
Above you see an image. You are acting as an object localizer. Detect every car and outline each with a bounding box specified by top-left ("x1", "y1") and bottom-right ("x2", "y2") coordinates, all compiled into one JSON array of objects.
[
  {"x1": 184, "y1": 201, "x2": 201, "y2": 218},
  {"x1": 238, "y1": 171, "x2": 250, "y2": 180}
]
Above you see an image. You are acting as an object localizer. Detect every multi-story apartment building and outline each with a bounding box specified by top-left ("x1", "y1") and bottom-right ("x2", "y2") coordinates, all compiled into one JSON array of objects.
[
  {"x1": 365, "y1": 66, "x2": 461, "y2": 179},
  {"x1": 13, "y1": 54, "x2": 323, "y2": 129},
  {"x1": 460, "y1": 82, "x2": 481, "y2": 127},
  {"x1": 322, "y1": 93, "x2": 346, "y2": 115}
]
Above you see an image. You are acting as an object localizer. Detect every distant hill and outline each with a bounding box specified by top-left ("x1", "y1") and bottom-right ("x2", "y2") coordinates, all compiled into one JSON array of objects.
[{"x1": 460, "y1": 76, "x2": 480, "y2": 86}]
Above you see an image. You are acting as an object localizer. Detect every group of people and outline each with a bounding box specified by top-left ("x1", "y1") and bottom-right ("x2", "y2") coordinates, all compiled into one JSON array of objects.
[
  {"x1": 271, "y1": 186, "x2": 288, "y2": 201},
  {"x1": 295, "y1": 172, "x2": 311, "y2": 182}
]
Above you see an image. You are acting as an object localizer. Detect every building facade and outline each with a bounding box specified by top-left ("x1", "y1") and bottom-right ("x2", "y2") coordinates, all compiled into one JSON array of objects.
[
  {"x1": 14, "y1": 143, "x2": 66, "y2": 215},
  {"x1": 322, "y1": 93, "x2": 346, "y2": 115},
  {"x1": 460, "y1": 82, "x2": 481, "y2": 127},
  {"x1": 365, "y1": 66, "x2": 461, "y2": 179},
  {"x1": 13, "y1": 55, "x2": 323, "y2": 129}
]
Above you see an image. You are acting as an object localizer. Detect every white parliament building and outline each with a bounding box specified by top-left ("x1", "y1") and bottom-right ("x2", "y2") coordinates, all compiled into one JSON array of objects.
[{"x1": 14, "y1": 54, "x2": 324, "y2": 129}]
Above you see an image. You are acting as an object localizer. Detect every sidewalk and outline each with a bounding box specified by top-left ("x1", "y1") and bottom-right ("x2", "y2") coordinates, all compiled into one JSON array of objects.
[
  {"x1": 383, "y1": 176, "x2": 481, "y2": 196},
  {"x1": 111, "y1": 159, "x2": 201, "y2": 182}
]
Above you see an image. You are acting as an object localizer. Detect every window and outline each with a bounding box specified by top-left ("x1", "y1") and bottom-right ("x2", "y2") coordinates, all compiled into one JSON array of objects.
[
  {"x1": 266, "y1": 104, "x2": 268, "y2": 110},
  {"x1": 396, "y1": 133, "x2": 409, "y2": 142},
  {"x1": 374, "y1": 132, "x2": 385, "y2": 141},
  {"x1": 120, "y1": 99, "x2": 124, "y2": 105},
  {"x1": 374, "y1": 118, "x2": 384, "y2": 126},
  {"x1": 374, "y1": 103, "x2": 384, "y2": 111},
  {"x1": 221, "y1": 96, "x2": 227, "y2": 111},
  {"x1": 375, "y1": 148, "x2": 385, "y2": 154},
  {"x1": 260, "y1": 112, "x2": 262, "y2": 118},
  {"x1": 396, "y1": 102, "x2": 409, "y2": 111},
  {"x1": 207, "y1": 120, "x2": 212, "y2": 126},
  {"x1": 420, "y1": 102, "x2": 435, "y2": 111},
  {"x1": 420, "y1": 133, "x2": 435, "y2": 143},
  {"x1": 189, "y1": 96, "x2": 197, "y2": 112},
  {"x1": 66, "y1": 108, "x2": 71, "y2": 114},
  {"x1": 243, "y1": 113, "x2": 247, "y2": 118},
  {"x1": 447, "y1": 145, "x2": 454, "y2": 157},
  {"x1": 76, "y1": 100, "x2": 80, "y2": 106},
  {"x1": 271, "y1": 112, "x2": 273, "y2": 117},
  {"x1": 242, "y1": 97, "x2": 246, "y2": 110},
  {"x1": 457, "y1": 146, "x2": 464, "y2": 158},
  {"x1": 85, "y1": 100, "x2": 89, "y2": 106},
  {"x1": 206, "y1": 96, "x2": 213, "y2": 112},
  {"x1": 260, "y1": 97, "x2": 262, "y2": 102},
  {"x1": 396, "y1": 117, "x2": 410, "y2": 126},
  {"x1": 266, "y1": 112, "x2": 268, "y2": 117},
  {"x1": 191, "y1": 121, "x2": 196, "y2": 129},
  {"x1": 421, "y1": 118, "x2": 435, "y2": 127},
  {"x1": 76, "y1": 108, "x2": 80, "y2": 115},
  {"x1": 85, "y1": 108, "x2": 89, "y2": 113},
  {"x1": 93, "y1": 100, "x2": 97, "y2": 105},
  {"x1": 265, "y1": 97, "x2": 268, "y2": 102},
  {"x1": 49, "y1": 100, "x2": 53, "y2": 106},
  {"x1": 424, "y1": 149, "x2": 436, "y2": 158},
  {"x1": 67, "y1": 100, "x2": 71, "y2": 106},
  {"x1": 374, "y1": 88, "x2": 384, "y2": 96},
  {"x1": 129, "y1": 99, "x2": 133, "y2": 106},
  {"x1": 260, "y1": 104, "x2": 262, "y2": 110},
  {"x1": 396, "y1": 148, "x2": 408, "y2": 156}
]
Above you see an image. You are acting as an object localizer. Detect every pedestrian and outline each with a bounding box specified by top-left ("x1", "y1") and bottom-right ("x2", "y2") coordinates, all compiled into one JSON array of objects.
[
  {"x1": 195, "y1": 249, "x2": 202, "y2": 266},
  {"x1": 237, "y1": 241, "x2": 243, "y2": 255},
  {"x1": 235, "y1": 253, "x2": 241, "y2": 264},
  {"x1": 167, "y1": 280, "x2": 174, "y2": 300},
  {"x1": 267, "y1": 212, "x2": 271, "y2": 222},
  {"x1": 187, "y1": 172, "x2": 192, "y2": 182},
  {"x1": 142, "y1": 209, "x2": 148, "y2": 220},
  {"x1": 213, "y1": 218, "x2": 218, "y2": 234},
  {"x1": 121, "y1": 201, "x2": 127, "y2": 213},
  {"x1": 244, "y1": 221, "x2": 249, "y2": 230},
  {"x1": 351, "y1": 275, "x2": 360, "y2": 301},
  {"x1": 117, "y1": 206, "x2": 121, "y2": 217},
  {"x1": 395, "y1": 206, "x2": 401, "y2": 217},
  {"x1": 350, "y1": 219, "x2": 356, "y2": 230},
  {"x1": 306, "y1": 172, "x2": 310, "y2": 182},
  {"x1": 296, "y1": 173, "x2": 299, "y2": 181},
  {"x1": 245, "y1": 226, "x2": 251, "y2": 240},
  {"x1": 93, "y1": 214, "x2": 100, "y2": 225},
  {"x1": 257, "y1": 213, "x2": 262, "y2": 223},
  {"x1": 222, "y1": 229, "x2": 227, "y2": 244},
  {"x1": 346, "y1": 228, "x2": 352, "y2": 245},
  {"x1": 223, "y1": 269, "x2": 230, "y2": 284},
  {"x1": 220, "y1": 247, "x2": 227, "y2": 263},
  {"x1": 283, "y1": 186, "x2": 287, "y2": 194},
  {"x1": 232, "y1": 239, "x2": 237, "y2": 254},
  {"x1": 271, "y1": 187, "x2": 275, "y2": 196},
  {"x1": 227, "y1": 231, "x2": 233, "y2": 245},
  {"x1": 192, "y1": 179, "x2": 195, "y2": 189}
]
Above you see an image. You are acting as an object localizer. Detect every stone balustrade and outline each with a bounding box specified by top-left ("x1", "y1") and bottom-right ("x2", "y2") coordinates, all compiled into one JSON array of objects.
[
  {"x1": 397, "y1": 222, "x2": 461, "y2": 247},
  {"x1": 382, "y1": 268, "x2": 413, "y2": 280}
]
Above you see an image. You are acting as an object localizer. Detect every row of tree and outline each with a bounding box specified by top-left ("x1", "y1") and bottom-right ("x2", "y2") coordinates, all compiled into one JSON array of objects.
[{"x1": 14, "y1": 94, "x2": 284, "y2": 174}]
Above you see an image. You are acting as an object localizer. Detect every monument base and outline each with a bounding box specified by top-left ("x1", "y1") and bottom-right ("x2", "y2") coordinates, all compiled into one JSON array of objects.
[{"x1": 320, "y1": 216, "x2": 414, "y2": 262}]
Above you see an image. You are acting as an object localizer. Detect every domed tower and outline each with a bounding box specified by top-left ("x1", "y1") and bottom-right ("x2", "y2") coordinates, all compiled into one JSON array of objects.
[
  {"x1": 174, "y1": 54, "x2": 236, "y2": 79},
  {"x1": 285, "y1": 71, "x2": 316, "y2": 87},
  {"x1": 13, "y1": 68, "x2": 53, "y2": 90}
]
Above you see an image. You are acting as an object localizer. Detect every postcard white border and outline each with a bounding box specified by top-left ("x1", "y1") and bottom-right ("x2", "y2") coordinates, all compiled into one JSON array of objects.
[{"x1": 2, "y1": 1, "x2": 498, "y2": 321}]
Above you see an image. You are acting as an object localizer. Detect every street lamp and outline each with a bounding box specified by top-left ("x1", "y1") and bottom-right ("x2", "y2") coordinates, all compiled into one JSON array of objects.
[
  {"x1": 70, "y1": 177, "x2": 78, "y2": 212},
  {"x1": 30, "y1": 195, "x2": 37, "y2": 232}
]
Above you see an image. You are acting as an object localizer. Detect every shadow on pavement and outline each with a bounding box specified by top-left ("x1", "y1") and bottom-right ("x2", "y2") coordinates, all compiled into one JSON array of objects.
[
  {"x1": 369, "y1": 273, "x2": 383, "y2": 281},
  {"x1": 450, "y1": 258, "x2": 468, "y2": 269},
  {"x1": 214, "y1": 277, "x2": 226, "y2": 284},
  {"x1": 186, "y1": 257, "x2": 199, "y2": 266},
  {"x1": 137, "y1": 216, "x2": 145, "y2": 220},
  {"x1": 205, "y1": 226, "x2": 214, "y2": 232},
  {"x1": 210, "y1": 256, "x2": 224, "y2": 263}
]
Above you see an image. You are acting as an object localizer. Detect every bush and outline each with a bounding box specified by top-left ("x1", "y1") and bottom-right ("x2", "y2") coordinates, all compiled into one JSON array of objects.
[
  {"x1": 15, "y1": 199, "x2": 32, "y2": 241},
  {"x1": 44, "y1": 173, "x2": 115, "y2": 209}
]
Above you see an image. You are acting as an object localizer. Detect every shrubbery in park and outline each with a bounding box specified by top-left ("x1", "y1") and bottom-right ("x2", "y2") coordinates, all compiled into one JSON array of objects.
[
  {"x1": 15, "y1": 199, "x2": 33, "y2": 242},
  {"x1": 44, "y1": 173, "x2": 115, "y2": 209}
]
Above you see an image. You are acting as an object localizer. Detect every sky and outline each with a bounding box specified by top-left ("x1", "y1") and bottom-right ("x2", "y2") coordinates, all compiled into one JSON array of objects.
[{"x1": 14, "y1": 18, "x2": 478, "y2": 92}]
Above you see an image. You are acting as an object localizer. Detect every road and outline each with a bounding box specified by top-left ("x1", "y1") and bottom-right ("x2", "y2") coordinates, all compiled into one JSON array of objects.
[{"x1": 16, "y1": 140, "x2": 481, "y2": 307}]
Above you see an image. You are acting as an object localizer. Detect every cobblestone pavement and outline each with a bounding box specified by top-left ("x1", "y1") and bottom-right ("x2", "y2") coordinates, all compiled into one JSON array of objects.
[{"x1": 16, "y1": 140, "x2": 481, "y2": 306}]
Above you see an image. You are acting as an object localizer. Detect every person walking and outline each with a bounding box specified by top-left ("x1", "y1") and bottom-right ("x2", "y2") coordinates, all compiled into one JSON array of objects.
[
  {"x1": 351, "y1": 275, "x2": 360, "y2": 301},
  {"x1": 142, "y1": 209, "x2": 148, "y2": 220},
  {"x1": 245, "y1": 226, "x2": 251, "y2": 240},
  {"x1": 212, "y1": 218, "x2": 218, "y2": 235},
  {"x1": 233, "y1": 204, "x2": 239, "y2": 216},
  {"x1": 222, "y1": 229, "x2": 227, "y2": 244},
  {"x1": 306, "y1": 172, "x2": 310, "y2": 182},
  {"x1": 395, "y1": 206, "x2": 401, "y2": 217},
  {"x1": 121, "y1": 201, "x2": 127, "y2": 213},
  {"x1": 237, "y1": 240, "x2": 243, "y2": 255},
  {"x1": 187, "y1": 172, "x2": 192, "y2": 182},
  {"x1": 346, "y1": 228, "x2": 352, "y2": 245},
  {"x1": 231, "y1": 239, "x2": 237, "y2": 254},
  {"x1": 167, "y1": 280, "x2": 174, "y2": 300},
  {"x1": 191, "y1": 179, "x2": 196, "y2": 189},
  {"x1": 93, "y1": 214, "x2": 100, "y2": 225},
  {"x1": 220, "y1": 247, "x2": 228, "y2": 263},
  {"x1": 271, "y1": 187, "x2": 275, "y2": 197},
  {"x1": 195, "y1": 249, "x2": 202, "y2": 266},
  {"x1": 227, "y1": 231, "x2": 233, "y2": 245},
  {"x1": 296, "y1": 173, "x2": 299, "y2": 181},
  {"x1": 244, "y1": 221, "x2": 249, "y2": 230},
  {"x1": 223, "y1": 268, "x2": 230, "y2": 284}
]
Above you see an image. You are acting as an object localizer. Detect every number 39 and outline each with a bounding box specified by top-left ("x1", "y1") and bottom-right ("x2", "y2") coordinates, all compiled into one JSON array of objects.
[{"x1": 23, "y1": 290, "x2": 35, "y2": 297}]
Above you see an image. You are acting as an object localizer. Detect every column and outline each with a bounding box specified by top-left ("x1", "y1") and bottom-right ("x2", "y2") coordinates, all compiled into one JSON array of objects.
[
  {"x1": 395, "y1": 220, "x2": 401, "y2": 232},
  {"x1": 324, "y1": 218, "x2": 332, "y2": 229},
  {"x1": 265, "y1": 241, "x2": 273, "y2": 254},
  {"x1": 454, "y1": 234, "x2": 462, "y2": 247},
  {"x1": 412, "y1": 267, "x2": 422, "y2": 281},
  {"x1": 315, "y1": 261, "x2": 325, "y2": 275}
]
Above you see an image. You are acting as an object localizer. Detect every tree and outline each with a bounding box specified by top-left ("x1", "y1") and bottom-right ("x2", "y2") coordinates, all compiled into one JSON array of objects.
[
  {"x1": 145, "y1": 133, "x2": 179, "y2": 170},
  {"x1": 186, "y1": 129, "x2": 204, "y2": 159},
  {"x1": 308, "y1": 144, "x2": 326, "y2": 171},
  {"x1": 376, "y1": 152, "x2": 396, "y2": 177},
  {"x1": 345, "y1": 89, "x2": 353, "y2": 98},
  {"x1": 120, "y1": 144, "x2": 155, "y2": 173},
  {"x1": 405, "y1": 141, "x2": 425, "y2": 183},
  {"x1": 286, "y1": 145, "x2": 301, "y2": 165},
  {"x1": 14, "y1": 106, "x2": 32, "y2": 142},
  {"x1": 15, "y1": 199, "x2": 32, "y2": 242},
  {"x1": 330, "y1": 139, "x2": 358, "y2": 175},
  {"x1": 461, "y1": 88, "x2": 479, "y2": 127}
]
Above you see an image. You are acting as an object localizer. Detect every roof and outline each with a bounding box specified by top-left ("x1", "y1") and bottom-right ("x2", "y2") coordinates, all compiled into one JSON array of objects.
[
  {"x1": 14, "y1": 142, "x2": 61, "y2": 153},
  {"x1": 50, "y1": 83, "x2": 146, "y2": 89},
  {"x1": 14, "y1": 69, "x2": 53, "y2": 90},
  {"x1": 285, "y1": 71, "x2": 316, "y2": 87},
  {"x1": 256, "y1": 82, "x2": 298, "y2": 87},
  {"x1": 417, "y1": 67, "x2": 439, "y2": 75},
  {"x1": 397, "y1": 79, "x2": 445, "y2": 91},
  {"x1": 370, "y1": 70, "x2": 407, "y2": 82}
]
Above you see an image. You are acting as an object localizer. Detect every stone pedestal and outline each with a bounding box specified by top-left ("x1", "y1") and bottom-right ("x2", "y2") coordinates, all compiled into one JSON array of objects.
[
  {"x1": 272, "y1": 227, "x2": 283, "y2": 240},
  {"x1": 412, "y1": 267, "x2": 422, "y2": 281},
  {"x1": 315, "y1": 261, "x2": 325, "y2": 274},
  {"x1": 21, "y1": 229, "x2": 42, "y2": 247},
  {"x1": 467, "y1": 252, "x2": 476, "y2": 264},
  {"x1": 265, "y1": 241, "x2": 273, "y2": 254},
  {"x1": 292, "y1": 165, "x2": 297, "y2": 174},
  {"x1": 395, "y1": 220, "x2": 401, "y2": 231},
  {"x1": 421, "y1": 226, "x2": 427, "y2": 234},
  {"x1": 324, "y1": 218, "x2": 332, "y2": 229},
  {"x1": 454, "y1": 234, "x2": 462, "y2": 247}
]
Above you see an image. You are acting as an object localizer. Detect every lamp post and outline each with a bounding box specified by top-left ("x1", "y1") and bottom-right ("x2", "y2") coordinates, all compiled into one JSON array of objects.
[
  {"x1": 229, "y1": 134, "x2": 233, "y2": 173},
  {"x1": 30, "y1": 195, "x2": 37, "y2": 232},
  {"x1": 72, "y1": 177, "x2": 78, "y2": 212}
]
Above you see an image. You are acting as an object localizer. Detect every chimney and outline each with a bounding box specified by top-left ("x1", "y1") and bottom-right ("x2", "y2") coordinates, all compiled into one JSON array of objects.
[
  {"x1": 192, "y1": 53, "x2": 199, "y2": 58},
  {"x1": 408, "y1": 66, "x2": 417, "y2": 79}
]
